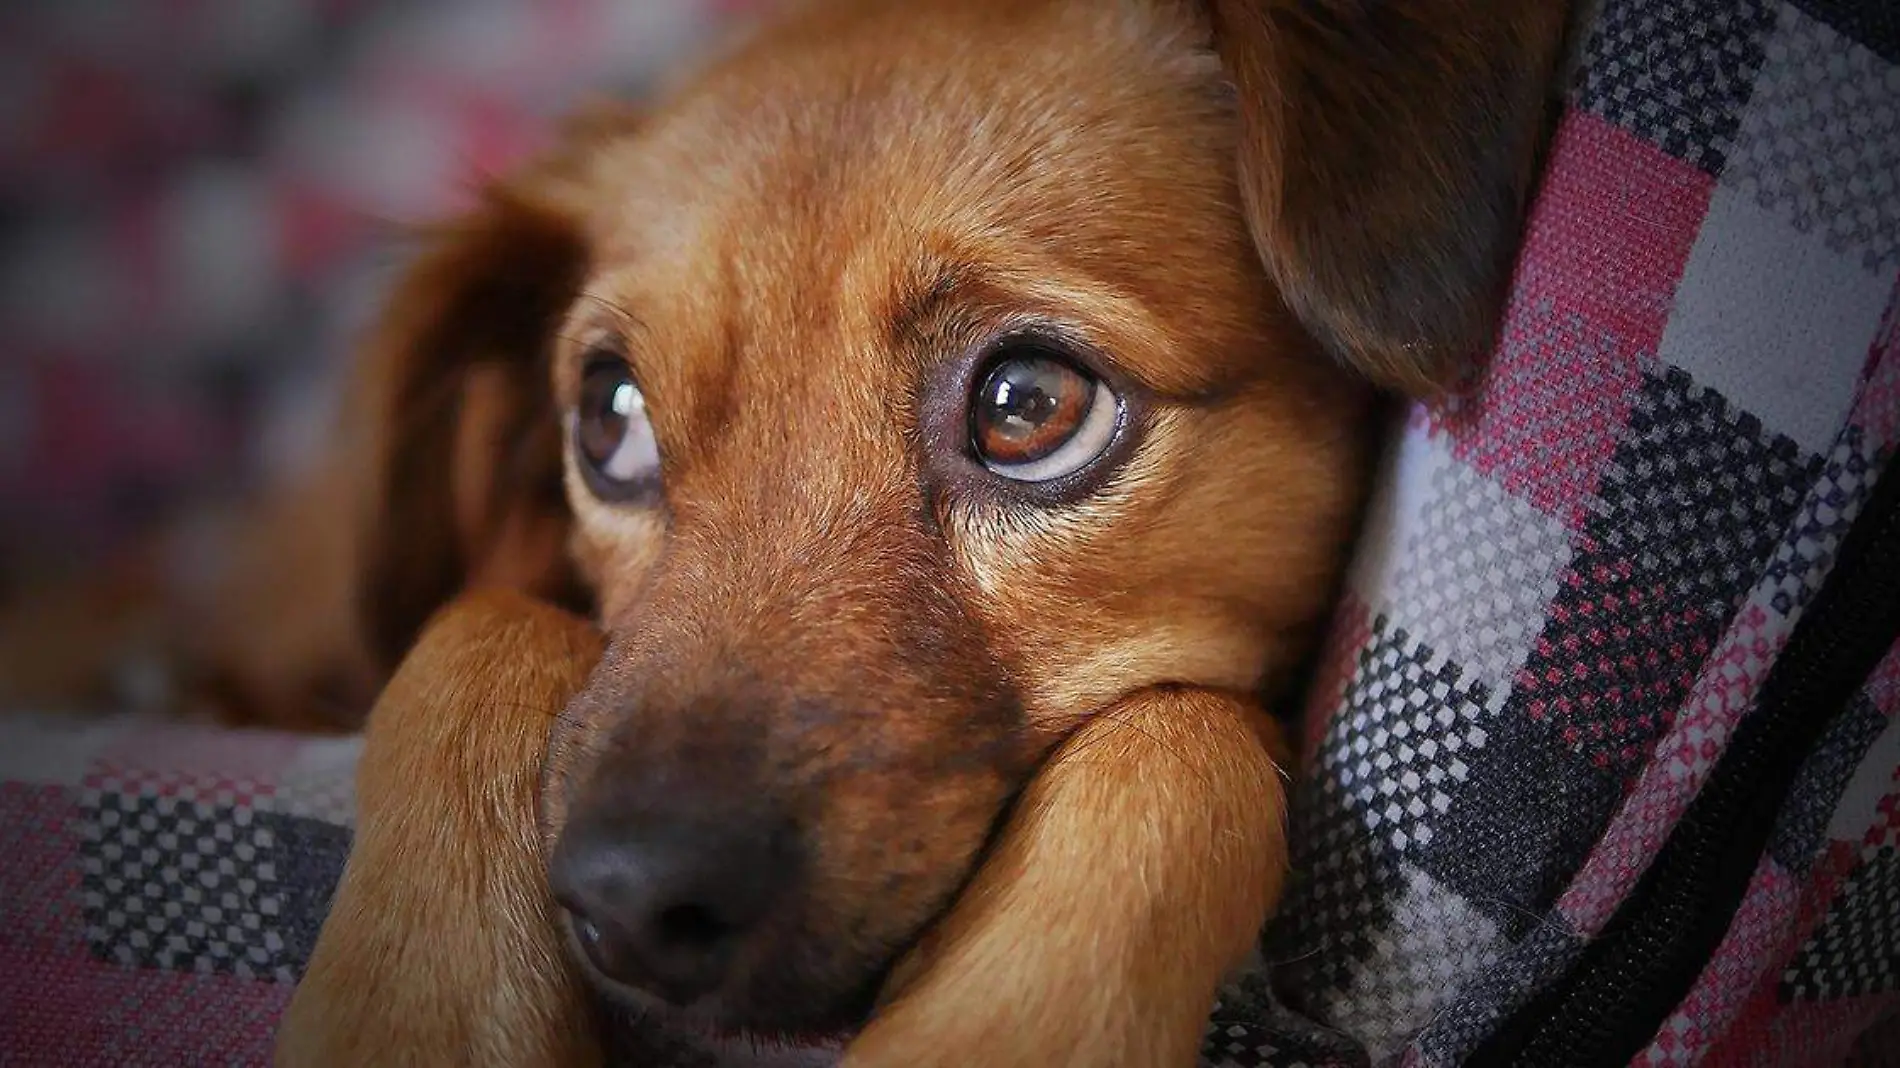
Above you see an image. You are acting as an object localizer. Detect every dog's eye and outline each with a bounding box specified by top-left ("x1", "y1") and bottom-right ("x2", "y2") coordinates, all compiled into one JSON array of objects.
[
  {"x1": 573, "y1": 357, "x2": 660, "y2": 497},
  {"x1": 971, "y1": 347, "x2": 1119, "y2": 482}
]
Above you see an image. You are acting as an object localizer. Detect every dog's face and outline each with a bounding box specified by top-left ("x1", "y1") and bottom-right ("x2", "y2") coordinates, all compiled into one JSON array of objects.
[
  {"x1": 352, "y1": 0, "x2": 1567, "y2": 1038},
  {"x1": 543, "y1": 0, "x2": 1369, "y2": 1032}
]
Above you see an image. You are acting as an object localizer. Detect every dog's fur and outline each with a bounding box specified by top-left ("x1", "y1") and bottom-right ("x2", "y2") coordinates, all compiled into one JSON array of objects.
[
  {"x1": 279, "y1": 590, "x2": 1293, "y2": 1067},
  {"x1": 280, "y1": 593, "x2": 606, "y2": 1066},
  {"x1": 2, "y1": 1, "x2": 1572, "y2": 1064}
]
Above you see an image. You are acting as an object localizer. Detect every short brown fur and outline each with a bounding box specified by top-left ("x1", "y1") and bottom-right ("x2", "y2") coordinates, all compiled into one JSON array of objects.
[{"x1": 280, "y1": 592, "x2": 605, "y2": 1067}]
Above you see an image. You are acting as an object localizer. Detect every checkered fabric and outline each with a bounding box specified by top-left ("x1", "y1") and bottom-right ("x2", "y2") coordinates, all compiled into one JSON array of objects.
[
  {"x1": 0, "y1": 717, "x2": 355, "y2": 1066},
  {"x1": 0, "y1": 717, "x2": 842, "y2": 1068},
  {"x1": 4, "y1": 1, "x2": 1899, "y2": 1066},
  {"x1": 1207, "y1": 1, "x2": 1900, "y2": 1065}
]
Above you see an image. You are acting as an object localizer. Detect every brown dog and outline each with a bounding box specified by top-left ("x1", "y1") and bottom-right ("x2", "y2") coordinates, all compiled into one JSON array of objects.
[
  {"x1": 272, "y1": 0, "x2": 1571, "y2": 1062},
  {"x1": 2, "y1": 0, "x2": 1573, "y2": 1064}
]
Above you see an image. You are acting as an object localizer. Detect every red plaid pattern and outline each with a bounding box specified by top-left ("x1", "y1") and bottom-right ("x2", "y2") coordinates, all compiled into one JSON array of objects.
[
  {"x1": 1, "y1": 719, "x2": 341, "y2": 1066},
  {"x1": 1227, "y1": 2, "x2": 1900, "y2": 1065}
]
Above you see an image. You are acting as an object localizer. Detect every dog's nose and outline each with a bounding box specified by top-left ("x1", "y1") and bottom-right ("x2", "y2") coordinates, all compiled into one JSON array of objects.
[{"x1": 548, "y1": 809, "x2": 795, "y2": 1005}]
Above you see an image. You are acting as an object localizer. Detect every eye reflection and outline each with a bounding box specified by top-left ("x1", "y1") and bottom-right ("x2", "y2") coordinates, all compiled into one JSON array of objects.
[
  {"x1": 574, "y1": 357, "x2": 660, "y2": 499},
  {"x1": 970, "y1": 347, "x2": 1120, "y2": 483}
]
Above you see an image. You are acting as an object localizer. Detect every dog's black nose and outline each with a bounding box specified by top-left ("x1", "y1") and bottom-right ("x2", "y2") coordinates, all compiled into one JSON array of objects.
[{"x1": 548, "y1": 808, "x2": 796, "y2": 1005}]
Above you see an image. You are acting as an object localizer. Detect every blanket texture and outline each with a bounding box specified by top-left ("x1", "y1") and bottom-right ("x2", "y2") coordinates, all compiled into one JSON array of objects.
[
  {"x1": 1213, "y1": 0, "x2": 1900, "y2": 1064},
  {"x1": 3, "y1": 0, "x2": 1898, "y2": 1065}
]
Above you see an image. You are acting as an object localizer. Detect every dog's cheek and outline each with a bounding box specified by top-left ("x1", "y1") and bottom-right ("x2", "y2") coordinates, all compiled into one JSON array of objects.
[
  {"x1": 563, "y1": 502, "x2": 666, "y2": 624},
  {"x1": 945, "y1": 387, "x2": 1373, "y2": 722},
  {"x1": 939, "y1": 430, "x2": 1205, "y2": 719}
]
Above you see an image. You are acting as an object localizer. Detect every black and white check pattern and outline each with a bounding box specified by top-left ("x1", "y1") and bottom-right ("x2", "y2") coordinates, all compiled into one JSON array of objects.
[
  {"x1": 1761, "y1": 427, "x2": 1885, "y2": 618},
  {"x1": 77, "y1": 784, "x2": 345, "y2": 983},
  {"x1": 1200, "y1": 977, "x2": 1362, "y2": 1068},
  {"x1": 1410, "y1": 706, "x2": 1623, "y2": 930},
  {"x1": 1315, "y1": 865, "x2": 1509, "y2": 1064},
  {"x1": 1781, "y1": 844, "x2": 1900, "y2": 1000},
  {"x1": 1387, "y1": 458, "x2": 1575, "y2": 692},
  {"x1": 1725, "y1": 4, "x2": 1900, "y2": 271},
  {"x1": 1269, "y1": 765, "x2": 1408, "y2": 1001},
  {"x1": 1577, "y1": 0, "x2": 1778, "y2": 172},
  {"x1": 1319, "y1": 619, "x2": 1503, "y2": 855},
  {"x1": 80, "y1": 789, "x2": 296, "y2": 981}
]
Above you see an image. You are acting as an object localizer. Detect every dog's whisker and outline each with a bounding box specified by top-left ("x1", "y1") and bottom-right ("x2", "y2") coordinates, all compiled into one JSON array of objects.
[
  {"x1": 1261, "y1": 945, "x2": 1325, "y2": 969},
  {"x1": 576, "y1": 292, "x2": 644, "y2": 326}
]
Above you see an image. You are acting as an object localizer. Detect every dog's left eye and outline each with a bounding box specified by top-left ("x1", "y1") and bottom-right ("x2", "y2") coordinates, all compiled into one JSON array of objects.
[
  {"x1": 573, "y1": 357, "x2": 660, "y2": 498},
  {"x1": 971, "y1": 347, "x2": 1120, "y2": 482}
]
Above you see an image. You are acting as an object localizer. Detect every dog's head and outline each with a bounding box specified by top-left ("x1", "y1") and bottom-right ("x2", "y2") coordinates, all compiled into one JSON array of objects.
[{"x1": 351, "y1": 0, "x2": 1567, "y2": 1037}]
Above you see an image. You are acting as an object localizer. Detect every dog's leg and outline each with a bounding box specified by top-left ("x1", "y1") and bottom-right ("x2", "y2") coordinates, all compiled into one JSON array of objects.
[
  {"x1": 844, "y1": 689, "x2": 1288, "y2": 1068},
  {"x1": 276, "y1": 590, "x2": 603, "y2": 1068}
]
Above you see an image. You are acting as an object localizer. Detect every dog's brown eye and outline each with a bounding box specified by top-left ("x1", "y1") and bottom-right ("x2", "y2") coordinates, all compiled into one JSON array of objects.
[
  {"x1": 971, "y1": 349, "x2": 1119, "y2": 482},
  {"x1": 572, "y1": 357, "x2": 660, "y2": 499}
]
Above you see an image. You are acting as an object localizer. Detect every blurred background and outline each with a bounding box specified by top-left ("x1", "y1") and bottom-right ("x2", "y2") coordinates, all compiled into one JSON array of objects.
[{"x1": 0, "y1": 0, "x2": 758, "y2": 594}]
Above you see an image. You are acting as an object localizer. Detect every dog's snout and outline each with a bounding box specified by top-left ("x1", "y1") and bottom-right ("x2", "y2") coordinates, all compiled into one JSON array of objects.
[{"x1": 549, "y1": 805, "x2": 797, "y2": 1006}]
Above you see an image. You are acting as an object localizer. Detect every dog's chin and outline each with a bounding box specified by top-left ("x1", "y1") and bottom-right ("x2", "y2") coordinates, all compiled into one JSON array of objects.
[
  {"x1": 567, "y1": 931, "x2": 888, "y2": 1049},
  {"x1": 591, "y1": 980, "x2": 872, "y2": 1047}
]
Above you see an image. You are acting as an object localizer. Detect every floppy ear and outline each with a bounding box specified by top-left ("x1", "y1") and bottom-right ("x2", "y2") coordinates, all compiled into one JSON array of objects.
[
  {"x1": 1207, "y1": 1, "x2": 1571, "y2": 396},
  {"x1": 351, "y1": 105, "x2": 638, "y2": 670}
]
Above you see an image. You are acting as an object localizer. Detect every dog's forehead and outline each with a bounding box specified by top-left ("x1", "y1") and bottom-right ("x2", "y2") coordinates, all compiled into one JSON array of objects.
[
  {"x1": 574, "y1": 0, "x2": 1256, "y2": 451},
  {"x1": 630, "y1": 0, "x2": 1224, "y2": 232}
]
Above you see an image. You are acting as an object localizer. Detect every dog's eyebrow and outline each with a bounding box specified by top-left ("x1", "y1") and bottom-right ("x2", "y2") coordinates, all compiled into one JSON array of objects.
[
  {"x1": 887, "y1": 258, "x2": 1238, "y2": 403},
  {"x1": 549, "y1": 294, "x2": 654, "y2": 370},
  {"x1": 573, "y1": 292, "x2": 646, "y2": 337},
  {"x1": 886, "y1": 262, "x2": 966, "y2": 351}
]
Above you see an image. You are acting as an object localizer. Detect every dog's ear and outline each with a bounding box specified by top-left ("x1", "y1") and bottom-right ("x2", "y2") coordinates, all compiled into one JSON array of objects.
[
  {"x1": 352, "y1": 105, "x2": 636, "y2": 670},
  {"x1": 1206, "y1": 1, "x2": 1570, "y2": 396}
]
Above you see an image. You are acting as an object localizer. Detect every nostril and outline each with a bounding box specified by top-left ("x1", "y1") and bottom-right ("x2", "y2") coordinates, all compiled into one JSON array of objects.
[
  {"x1": 551, "y1": 856, "x2": 774, "y2": 1005},
  {"x1": 565, "y1": 909, "x2": 637, "y2": 984},
  {"x1": 574, "y1": 915, "x2": 606, "y2": 954},
  {"x1": 548, "y1": 809, "x2": 800, "y2": 1005},
  {"x1": 655, "y1": 901, "x2": 733, "y2": 950},
  {"x1": 561, "y1": 897, "x2": 740, "y2": 1006}
]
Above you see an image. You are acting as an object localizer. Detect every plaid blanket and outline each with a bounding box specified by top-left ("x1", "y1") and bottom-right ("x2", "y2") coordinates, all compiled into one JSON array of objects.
[
  {"x1": 4, "y1": 0, "x2": 1899, "y2": 1065},
  {"x1": 1, "y1": 717, "x2": 357, "y2": 1066},
  {"x1": 1208, "y1": 0, "x2": 1900, "y2": 1065}
]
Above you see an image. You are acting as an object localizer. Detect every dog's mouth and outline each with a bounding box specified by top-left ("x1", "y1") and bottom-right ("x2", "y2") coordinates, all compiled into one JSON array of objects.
[{"x1": 561, "y1": 908, "x2": 893, "y2": 1046}]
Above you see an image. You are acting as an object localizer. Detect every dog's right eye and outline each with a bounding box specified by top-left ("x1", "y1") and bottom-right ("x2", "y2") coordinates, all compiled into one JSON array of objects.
[
  {"x1": 970, "y1": 347, "x2": 1120, "y2": 484},
  {"x1": 572, "y1": 357, "x2": 660, "y2": 499}
]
